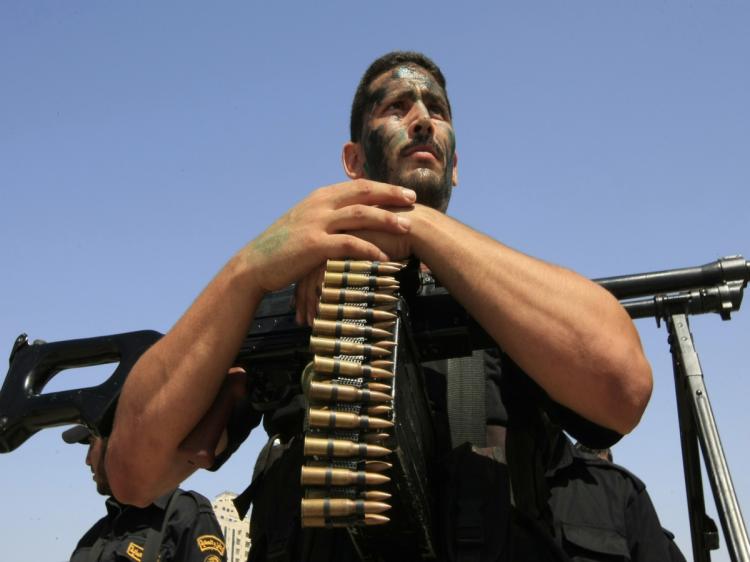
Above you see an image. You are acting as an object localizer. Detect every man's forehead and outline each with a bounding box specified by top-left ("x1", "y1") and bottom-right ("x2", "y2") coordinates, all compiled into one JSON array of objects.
[{"x1": 367, "y1": 64, "x2": 445, "y2": 100}]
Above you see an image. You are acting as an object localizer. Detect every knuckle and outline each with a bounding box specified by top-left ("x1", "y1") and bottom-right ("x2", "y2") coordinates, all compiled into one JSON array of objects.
[
  {"x1": 356, "y1": 180, "x2": 372, "y2": 197},
  {"x1": 300, "y1": 230, "x2": 318, "y2": 247},
  {"x1": 350, "y1": 205, "x2": 366, "y2": 220},
  {"x1": 341, "y1": 238, "x2": 359, "y2": 254}
]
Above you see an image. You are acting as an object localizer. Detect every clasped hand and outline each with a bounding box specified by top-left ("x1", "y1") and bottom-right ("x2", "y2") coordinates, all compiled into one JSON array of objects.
[{"x1": 242, "y1": 179, "x2": 417, "y2": 324}]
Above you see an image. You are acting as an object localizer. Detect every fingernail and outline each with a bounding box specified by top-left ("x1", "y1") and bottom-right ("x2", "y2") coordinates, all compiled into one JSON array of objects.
[
  {"x1": 402, "y1": 188, "x2": 416, "y2": 201},
  {"x1": 397, "y1": 216, "x2": 411, "y2": 230}
]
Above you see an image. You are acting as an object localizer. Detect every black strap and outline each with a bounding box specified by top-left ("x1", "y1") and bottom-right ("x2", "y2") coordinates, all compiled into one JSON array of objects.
[
  {"x1": 446, "y1": 350, "x2": 487, "y2": 447},
  {"x1": 142, "y1": 490, "x2": 181, "y2": 562},
  {"x1": 445, "y1": 352, "x2": 491, "y2": 561},
  {"x1": 233, "y1": 434, "x2": 284, "y2": 519}
]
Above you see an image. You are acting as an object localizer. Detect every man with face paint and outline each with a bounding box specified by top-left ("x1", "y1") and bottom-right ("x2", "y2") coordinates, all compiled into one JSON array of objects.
[{"x1": 107, "y1": 52, "x2": 654, "y2": 561}]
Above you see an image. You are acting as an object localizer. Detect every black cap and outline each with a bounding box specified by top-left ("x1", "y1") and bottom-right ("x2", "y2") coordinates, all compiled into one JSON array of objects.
[{"x1": 62, "y1": 425, "x2": 92, "y2": 445}]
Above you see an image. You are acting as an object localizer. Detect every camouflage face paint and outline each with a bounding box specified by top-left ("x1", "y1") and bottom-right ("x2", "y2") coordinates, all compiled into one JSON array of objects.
[{"x1": 360, "y1": 65, "x2": 456, "y2": 212}]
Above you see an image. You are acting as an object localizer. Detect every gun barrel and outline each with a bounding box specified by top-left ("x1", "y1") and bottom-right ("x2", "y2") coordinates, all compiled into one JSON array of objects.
[{"x1": 595, "y1": 256, "x2": 749, "y2": 300}]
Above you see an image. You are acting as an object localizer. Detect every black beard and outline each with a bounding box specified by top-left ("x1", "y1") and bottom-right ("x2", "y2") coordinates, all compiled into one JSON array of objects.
[
  {"x1": 390, "y1": 167, "x2": 452, "y2": 212},
  {"x1": 364, "y1": 127, "x2": 452, "y2": 212}
]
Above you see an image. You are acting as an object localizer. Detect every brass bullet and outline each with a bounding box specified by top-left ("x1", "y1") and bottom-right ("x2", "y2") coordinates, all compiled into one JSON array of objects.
[
  {"x1": 309, "y1": 408, "x2": 393, "y2": 430},
  {"x1": 308, "y1": 381, "x2": 391, "y2": 404},
  {"x1": 326, "y1": 260, "x2": 405, "y2": 275},
  {"x1": 321, "y1": 288, "x2": 399, "y2": 305},
  {"x1": 359, "y1": 490, "x2": 392, "y2": 501},
  {"x1": 301, "y1": 514, "x2": 390, "y2": 527},
  {"x1": 360, "y1": 432, "x2": 391, "y2": 444},
  {"x1": 365, "y1": 405, "x2": 392, "y2": 416},
  {"x1": 310, "y1": 337, "x2": 393, "y2": 358},
  {"x1": 324, "y1": 272, "x2": 399, "y2": 289},
  {"x1": 363, "y1": 460, "x2": 392, "y2": 472},
  {"x1": 369, "y1": 360, "x2": 394, "y2": 370},
  {"x1": 301, "y1": 465, "x2": 390, "y2": 486},
  {"x1": 304, "y1": 436, "x2": 391, "y2": 458},
  {"x1": 365, "y1": 382, "x2": 391, "y2": 393},
  {"x1": 313, "y1": 356, "x2": 394, "y2": 379},
  {"x1": 317, "y1": 303, "x2": 397, "y2": 322},
  {"x1": 313, "y1": 318, "x2": 393, "y2": 340},
  {"x1": 301, "y1": 498, "x2": 391, "y2": 517}
]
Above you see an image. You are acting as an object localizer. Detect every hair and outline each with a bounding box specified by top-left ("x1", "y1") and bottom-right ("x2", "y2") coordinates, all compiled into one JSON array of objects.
[{"x1": 350, "y1": 51, "x2": 451, "y2": 142}]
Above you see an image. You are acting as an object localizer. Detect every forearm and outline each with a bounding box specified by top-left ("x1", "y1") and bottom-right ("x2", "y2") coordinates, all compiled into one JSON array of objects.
[
  {"x1": 409, "y1": 206, "x2": 652, "y2": 433},
  {"x1": 107, "y1": 254, "x2": 265, "y2": 505},
  {"x1": 106, "y1": 180, "x2": 418, "y2": 505}
]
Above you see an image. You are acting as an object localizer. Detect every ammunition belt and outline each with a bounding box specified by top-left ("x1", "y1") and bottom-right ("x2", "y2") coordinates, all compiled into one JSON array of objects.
[{"x1": 300, "y1": 259, "x2": 404, "y2": 528}]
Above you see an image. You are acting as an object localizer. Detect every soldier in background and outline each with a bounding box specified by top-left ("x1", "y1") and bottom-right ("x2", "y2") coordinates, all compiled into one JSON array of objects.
[
  {"x1": 544, "y1": 440, "x2": 688, "y2": 561},
  {"x1": 64, "y1": 425, "x2": 227, "y2": 562}
]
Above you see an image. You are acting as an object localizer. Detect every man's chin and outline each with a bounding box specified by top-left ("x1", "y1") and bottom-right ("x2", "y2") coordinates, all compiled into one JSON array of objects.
[{"x1": 393, "y1": 169, "x2": 451, "y2": 212}]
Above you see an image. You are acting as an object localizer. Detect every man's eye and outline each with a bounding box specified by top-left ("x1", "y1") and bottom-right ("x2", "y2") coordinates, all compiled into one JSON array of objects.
[
  {"x1": 429, "y1": 105, "x2": 446, "y2": 119},
  {"x1": 386, "y1": 101, "x2": 405, "y2": 113}
]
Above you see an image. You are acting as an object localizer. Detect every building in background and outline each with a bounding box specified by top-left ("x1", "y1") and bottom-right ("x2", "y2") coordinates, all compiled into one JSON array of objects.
[{"x1": 212, "y1": 492, "x2": 251, "y2": 562}]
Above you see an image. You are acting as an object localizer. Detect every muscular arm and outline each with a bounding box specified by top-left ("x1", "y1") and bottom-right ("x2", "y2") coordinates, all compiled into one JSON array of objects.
[
  {"x1": 328, "y1": 204, "x2": 651, "y2": 434},
  {"x1": 106, "y1": 181, "x2": 417, "y2": 506},
  {"x1": 407, "y1": 205, "x2": 652, "y2": 434}
]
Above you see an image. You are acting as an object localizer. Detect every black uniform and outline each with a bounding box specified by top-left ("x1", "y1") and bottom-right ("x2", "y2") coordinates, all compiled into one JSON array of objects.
[
  {"x1": 548, "y1": 443, "x2": 688, "y2": 562},
  {"x1": 217, "y1": 345, "x2": 686, "y2": 561},
  {"x1": 213, "y1": 342, "x2": 627, "y2": 561},
  {"x1": 70, "y1": 489, "x2": 228, "y2": 562}
]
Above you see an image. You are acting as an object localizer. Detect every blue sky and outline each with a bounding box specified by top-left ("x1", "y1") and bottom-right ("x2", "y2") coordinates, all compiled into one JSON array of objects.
[{"x1": 1, "y1": 3, "x2": 748, "y2": 560}]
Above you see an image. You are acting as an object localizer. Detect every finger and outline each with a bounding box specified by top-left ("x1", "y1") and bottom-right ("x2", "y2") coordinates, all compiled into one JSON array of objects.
[
  {"x1": 306, "y1": 266, "x2": 325, "y2": 326},
  {"x1": 322, "y1": 234, "x2": 391, "y2": 263},
  {"x1": 294, "y1": 265, "x2": 323, "y2": 326},
  {"x1": 328, "y1": 205, "x2": 411, "y2": 234},
  {"x1": 226, "y1": 368, "x2": 248, "y2": 399},
  {"x1": 352, "y1": 230, "x2": 410, "y2": 261},
  {"x1": 294, "y1": 278, "x2": 309, "y2": 326},
  {"x1": 329, "y1": 180, "x2": 416, "y2": 209}
]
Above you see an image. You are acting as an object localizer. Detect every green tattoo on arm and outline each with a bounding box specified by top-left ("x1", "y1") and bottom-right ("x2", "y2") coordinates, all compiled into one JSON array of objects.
[{"x1": 252, "y1": 227, "x2": 290, "y2": 256}]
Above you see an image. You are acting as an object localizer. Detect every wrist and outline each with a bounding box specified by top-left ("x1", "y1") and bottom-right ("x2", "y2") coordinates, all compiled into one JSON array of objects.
[
  {"x1": 407, "y1": 204, "x2": 444, "y2": 256},
  {"x1": 225, "y1": 250, "x2": 269, "y2": 304}
]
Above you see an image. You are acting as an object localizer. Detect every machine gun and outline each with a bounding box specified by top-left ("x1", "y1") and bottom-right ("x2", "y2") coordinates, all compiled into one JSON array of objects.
[
  {"x1": 1, "y1": 256, "x2": 748, "y2": 561},
  {"x1": 0, "y1": 264, "x2": 493, "y2": 454}
]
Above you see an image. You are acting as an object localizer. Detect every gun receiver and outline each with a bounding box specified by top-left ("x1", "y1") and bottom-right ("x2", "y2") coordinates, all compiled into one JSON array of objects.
[{"x1": 1, "y1": 255, "x2": 746, "y2": 453}]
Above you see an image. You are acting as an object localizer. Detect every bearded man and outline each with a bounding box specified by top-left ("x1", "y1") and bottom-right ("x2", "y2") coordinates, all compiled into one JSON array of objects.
[{"x1": 107, "y1": 51, "x2": 653, "y2": 561}]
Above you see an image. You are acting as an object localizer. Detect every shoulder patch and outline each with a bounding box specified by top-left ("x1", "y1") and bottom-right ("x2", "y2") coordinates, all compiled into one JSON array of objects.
[
  {"x1": 126, "y1": 541, "x2": 144, "y2": 561},
  {"x1": 197, "y1": 535, "x2": 226, "y2": 556}
]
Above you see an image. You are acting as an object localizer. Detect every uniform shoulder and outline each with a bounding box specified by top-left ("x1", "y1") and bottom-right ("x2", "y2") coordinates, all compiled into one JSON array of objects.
[
  {"x1": 74, "y1": 515, "x2": 109, "y2": 549},
  {"x1": 573, "y1": 453, "x2": 647, "y2": 493},
  {"x1": 171, "y1": 488, "x2": 216, "y2": 514}
]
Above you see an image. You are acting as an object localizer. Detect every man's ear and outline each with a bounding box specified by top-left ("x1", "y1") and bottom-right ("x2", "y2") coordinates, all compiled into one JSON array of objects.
[
  {"x1": 342, "y1": 142, "x2": 366, "y2": 179},
  {"x1": 451, "y1": 151, "x2": 459, "y2": 186}
]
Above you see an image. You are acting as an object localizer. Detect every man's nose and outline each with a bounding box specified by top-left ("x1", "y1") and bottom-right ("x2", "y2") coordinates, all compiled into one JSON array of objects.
[{"x1": 408, "y1": 103, "x2": 434, "y2": 138}]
